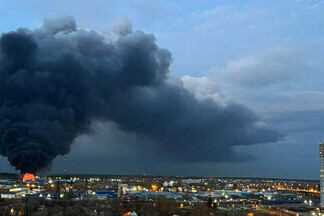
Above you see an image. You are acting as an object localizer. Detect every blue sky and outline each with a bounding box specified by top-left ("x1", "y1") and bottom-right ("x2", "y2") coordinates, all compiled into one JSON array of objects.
[{"x1": 0, "y1": 0, "x2": 324, "y2": 179}]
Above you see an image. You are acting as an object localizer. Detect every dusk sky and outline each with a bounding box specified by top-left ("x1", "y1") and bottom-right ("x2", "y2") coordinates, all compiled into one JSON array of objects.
[{"x1": 0, "y1": 0, "x2": 324, "y2": 179}]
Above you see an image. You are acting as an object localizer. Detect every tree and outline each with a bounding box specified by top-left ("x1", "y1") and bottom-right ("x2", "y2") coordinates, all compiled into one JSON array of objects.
[{"x1": 207, "y1": 197, "x2": 212, "y2": 208}]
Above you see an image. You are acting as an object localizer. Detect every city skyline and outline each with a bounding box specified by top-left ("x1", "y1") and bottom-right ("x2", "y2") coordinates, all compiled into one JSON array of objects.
[{"x1": 0, "y1": 0, "x2": 324, "y2": 179}]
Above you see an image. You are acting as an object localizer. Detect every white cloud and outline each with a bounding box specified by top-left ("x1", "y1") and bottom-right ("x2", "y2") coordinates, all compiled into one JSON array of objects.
[
  {"x1": 181, "y1": 75, "x2": 227, "y2": 106},
  {"x1": 102, "y1": 16, "x2": 133, "y2": 43},
  {"x1": 211, "y1": 48, "x2": 309, "y2": 88}
]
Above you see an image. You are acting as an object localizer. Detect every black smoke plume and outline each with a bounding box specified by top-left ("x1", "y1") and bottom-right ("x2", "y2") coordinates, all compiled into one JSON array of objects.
[{"x1": 0, "y1": 17, "x2": 280, "y2": 173}]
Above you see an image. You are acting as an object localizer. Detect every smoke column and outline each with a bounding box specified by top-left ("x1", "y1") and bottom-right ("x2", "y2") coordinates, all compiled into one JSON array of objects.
[{"x1": 0, "y1": 17, "x2": 280, "y2": 173}]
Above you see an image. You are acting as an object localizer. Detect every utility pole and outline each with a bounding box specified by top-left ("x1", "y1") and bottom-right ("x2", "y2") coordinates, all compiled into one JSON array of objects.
[
  {"x1": 85, "y1": 178, "x2": 88, "y2": 194},
  {"x1": 24, "y1": 197, "x2": 28, "y2": 216},
  {"x1": 56, "y1": 179, "x2": 60, "y2": 199}
]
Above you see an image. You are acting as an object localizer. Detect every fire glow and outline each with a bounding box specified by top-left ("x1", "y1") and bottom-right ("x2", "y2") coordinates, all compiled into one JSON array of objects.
[{"x1": 23, "y1": 173, "x2": 35, "y2": 182}]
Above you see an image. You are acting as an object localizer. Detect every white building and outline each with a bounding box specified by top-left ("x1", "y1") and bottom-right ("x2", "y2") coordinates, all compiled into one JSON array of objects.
[
  {"x1": 0, "y1": 187, "x2": 29, "y2": 199},
  {"x1": 319, "y1": 143, "x2": 324, "y2": 208},
  {"x1": 163, "y1": 181, "x2": 174, "y2": 187},
  {"x1": 181, "y1": 179, "x2": 201, "y2": 184},
  {"x1": 118, "y1": 183, "x2": 127, "y2": 198}
]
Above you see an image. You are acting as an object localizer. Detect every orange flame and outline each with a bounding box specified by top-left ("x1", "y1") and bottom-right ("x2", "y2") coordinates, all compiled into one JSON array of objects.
[{"x1": 23, "y1": 173, "x2": 35, "y2": 182}]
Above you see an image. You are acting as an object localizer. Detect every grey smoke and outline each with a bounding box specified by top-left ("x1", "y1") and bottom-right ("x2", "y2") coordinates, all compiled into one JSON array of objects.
[{"x1": 0, "y1": 16, "x2": 280, "y2": 173}]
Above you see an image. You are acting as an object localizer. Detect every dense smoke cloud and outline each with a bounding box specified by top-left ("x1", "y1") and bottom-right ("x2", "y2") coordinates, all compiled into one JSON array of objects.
[{"x1": 0, "y1": 17, "x2": 280, "y2": 173}]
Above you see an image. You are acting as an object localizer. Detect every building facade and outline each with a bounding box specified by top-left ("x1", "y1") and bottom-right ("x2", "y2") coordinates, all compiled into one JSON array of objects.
[{"x1": 319, "y1": 143, "x2": 324, "y2": 208}]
